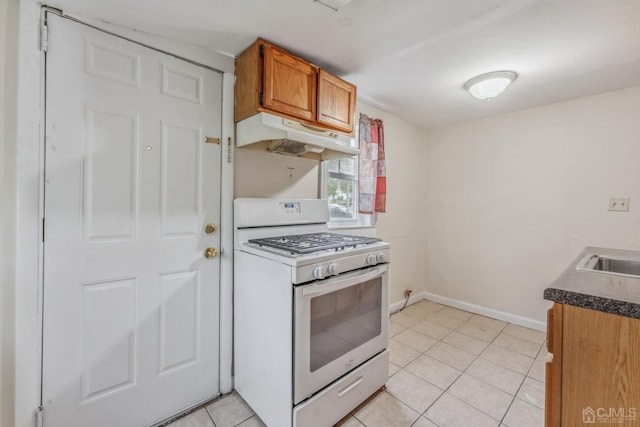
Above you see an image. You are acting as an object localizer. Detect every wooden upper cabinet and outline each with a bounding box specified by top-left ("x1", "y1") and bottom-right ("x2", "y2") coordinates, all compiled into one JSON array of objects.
[
  {"x1": 263, "y1": 43, "x2": 317, "y2": 122},
  {"x1": 317, "y1": 69, "x2": 356, "y2": 133},
  {"x1": 234, "y1": 38, "x2": 356, "y2": 134}
]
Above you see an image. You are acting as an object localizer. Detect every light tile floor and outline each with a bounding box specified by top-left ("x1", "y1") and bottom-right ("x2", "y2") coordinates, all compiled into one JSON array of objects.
[{"x1": 168, "y1": 300, "x2": 546, "y2": 427}]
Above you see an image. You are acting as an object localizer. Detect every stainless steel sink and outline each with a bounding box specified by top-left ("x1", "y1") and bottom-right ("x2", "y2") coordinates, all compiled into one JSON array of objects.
[{"x1": 577, "y1": 253, "x2": 640, "y2": 278}]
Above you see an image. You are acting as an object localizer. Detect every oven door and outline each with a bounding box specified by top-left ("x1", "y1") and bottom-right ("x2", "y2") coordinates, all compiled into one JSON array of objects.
[{"x1": 293, "y1": 264, "x2": 389, "y2": 404}]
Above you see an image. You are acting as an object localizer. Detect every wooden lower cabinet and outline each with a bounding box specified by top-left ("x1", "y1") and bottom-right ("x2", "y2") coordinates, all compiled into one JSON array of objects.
[{"x1": 545, "y1": 303, "x2": 640, "y2": 426}]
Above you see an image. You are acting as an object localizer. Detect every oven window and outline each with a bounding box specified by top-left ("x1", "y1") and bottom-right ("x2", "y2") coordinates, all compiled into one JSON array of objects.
[{"x1": 309, "y1": 277, "x2": 382, "y2": 372}]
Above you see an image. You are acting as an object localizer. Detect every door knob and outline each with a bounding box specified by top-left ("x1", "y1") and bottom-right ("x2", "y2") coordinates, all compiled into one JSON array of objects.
[
  {"x1": 205, "y1": 224, "x2": 217, "y2": 234},
  {"x1": 204, "y1": 247, "x2": 218, "y2": 259}
]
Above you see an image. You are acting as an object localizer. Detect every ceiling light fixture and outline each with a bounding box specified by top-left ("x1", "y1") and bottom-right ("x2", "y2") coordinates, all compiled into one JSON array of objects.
[
  {"x1": 464, "y1": 71, "x2": 517, "y2": 100},
  {"x1": 312, "y1": 0, "x2": 353, "y2": 12}
]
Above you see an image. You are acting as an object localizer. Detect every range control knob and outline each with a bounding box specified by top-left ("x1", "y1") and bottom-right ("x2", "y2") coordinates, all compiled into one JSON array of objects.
[
  {"x1": 366, "y1": 254, "x2": 378, "y2": 266},
  {"x1": 327, "y1": 263, "x2": 339, "y2": 276},
  {"x1": 376, "y1": 253, "x2": 387, "y2": 263},
  {"x1": 313, "y1": 266, "x2": 326, "y2": 280}
]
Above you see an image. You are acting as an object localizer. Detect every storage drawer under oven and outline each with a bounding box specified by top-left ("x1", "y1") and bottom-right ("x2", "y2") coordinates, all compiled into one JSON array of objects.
[{"x1": 293, "y1": 350, "x2": 388, "y2": 427}]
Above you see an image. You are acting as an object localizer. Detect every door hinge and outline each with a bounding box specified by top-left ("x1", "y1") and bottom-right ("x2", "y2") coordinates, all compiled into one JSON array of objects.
[
  {"x1": 35, "y1": 405, "x2": 43, "y2": 427},
  {"x1": 259, "y1": 44, "x2": 265, "y2": 58},
  {"x1": 40, "y1": 20, "x2": 48, "y2": 52},
  {"x1": 205, "y1": 137, "x2": 221, "y2": 145}
]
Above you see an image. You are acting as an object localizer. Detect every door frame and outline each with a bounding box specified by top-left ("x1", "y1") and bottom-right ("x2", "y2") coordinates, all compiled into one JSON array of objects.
[{"x1": 12, "y1": 6, "x2": 235, "y2": 427}]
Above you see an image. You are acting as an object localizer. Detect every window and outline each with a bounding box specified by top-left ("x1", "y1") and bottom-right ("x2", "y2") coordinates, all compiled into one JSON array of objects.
[{"x1": 321, "y1": 156, "x2": 373, "y2": 227}]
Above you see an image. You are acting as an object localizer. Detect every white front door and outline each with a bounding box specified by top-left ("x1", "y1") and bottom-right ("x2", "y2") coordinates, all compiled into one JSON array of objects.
[{"x1": 42, "y1": 14, "x2": 222, "y2": 427}]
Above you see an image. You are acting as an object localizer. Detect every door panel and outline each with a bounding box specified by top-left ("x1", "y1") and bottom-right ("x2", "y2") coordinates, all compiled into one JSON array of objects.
[
  {"x1": 160, "y1": 122, "x2": 202, "y2": 238},
  {"x1": 80, "y1": 279, "x2": 138, "y2": 403},
  {"x1": 83, "y1": 107, "x2": 140, "y2": 242},
  {"x1": 43, "y1": 14, "x2": 222, "y2": 427},
  {"x1": 158, "y1": 270, "x2": 200, "y2": 374}
]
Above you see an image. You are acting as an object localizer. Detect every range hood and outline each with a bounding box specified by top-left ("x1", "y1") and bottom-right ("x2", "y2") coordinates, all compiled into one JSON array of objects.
[{"x1": 236, "y1": 113, "x2": 359, "y2": 160}]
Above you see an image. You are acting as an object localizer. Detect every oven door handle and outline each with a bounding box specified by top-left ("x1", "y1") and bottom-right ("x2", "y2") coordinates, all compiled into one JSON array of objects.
[{"x1": 301, "y1": 265, "x2": 387, "y2": 296}]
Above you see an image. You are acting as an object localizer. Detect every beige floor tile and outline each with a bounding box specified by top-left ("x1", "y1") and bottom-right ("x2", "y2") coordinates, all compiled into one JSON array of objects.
[
  {"x1": 502, "y1": 324, "x2": 546, "y2": 345},
  {"x1": 389, "y1": 320, "x2": 407, "y2": 337},
  {"x1": 391, "y1": 310, "x2": 424, "y2": 328},
  {"x1": 442, "y1": 331, "x2": 490, "y2": 355},
  {"x1": 352, "y1": 391, "x2": 420, "y2": 427},
  {"x1": 493, "y1": 332, "x2": 542, "y2": 358},
  {"x1": 448, "y1": 374, "x2": 513, "y2": 420},
  {"x1": 393, "y1": 329, "x2": 438, "y2": 352},
  {"x1": 389, "y1": 361, "x2": 402, "y2": 377},
  {"x1": 425, "y1": 393, "x2": 499, "y2": 427},
  {"x1": 527, "y1": 360, "x2": 546, "y2": 383},
  {"x1": 480, "y1": 344, "x2": 534, "y2": 375},
  {"x1": 438, "y1": 306, "x2": 474, "y2": 321},
  {"x1": 467, "y1": 315, "x2": 507, "y2": 330},
  {"x1": 502, "y1": 398, "x2": 544, "y2": 427},
  {"x1": 409, "y1": 300, "x2": 445, "y2": 316},
  {"x1": 405, "y1": 354, "x2": 461, "y2": 390},
  {"x1": 424, "y1": 312, "x2": 468, "y2": 329},
  {"x1": 425, "y1": 342, "x2": 476, "y2": 371},
  {"x1": 516, "y1": 377, "x2": 545, "y2": 409},
  {"x1": 334, "y1": 415, "x2": 364, "y2": 427},
  {"x1": 168, "y1": 409, "x2": 214, "y2": 427},
  {"x1": 386, "y1": 369, "x2": 444, "y2": 413},
  {"x1": 389, "y1": 339, "x2": 421, "y2": 367},
  {"x1": 410, "y1": 320, "x2": 453, "y2": 340},
  {"x1": 205, "y1": 392, "x2": 254, "y2": 427},
  {"x1": 456, "y1": 320, "x2": 503, "y2": 342},
  {"x1": 411, "y1": 417, "x2": 439, "y2": 427},
  {"x1": 536, "y1": 346, "x2": 548, "y2": 362},
  {"x1": 236, "y1": 415, "x2": 266, "y2": 427},
  {"x1": 465, "y1": 358, "x2": 525, "y2": 395}
]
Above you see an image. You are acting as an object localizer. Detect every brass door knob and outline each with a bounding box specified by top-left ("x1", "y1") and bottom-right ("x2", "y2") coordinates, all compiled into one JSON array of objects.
[
  {"x1": 204, "y1": 247, "x2": 218, "y2": 259},
  {"x1": 205, "y1": 224, "x2": 216, "y2": 234}
]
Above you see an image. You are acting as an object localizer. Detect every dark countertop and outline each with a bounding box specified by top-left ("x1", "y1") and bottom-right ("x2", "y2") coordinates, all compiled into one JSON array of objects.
[{"x1": 544, "y1": 247, "x2": 640, "y2": 319}]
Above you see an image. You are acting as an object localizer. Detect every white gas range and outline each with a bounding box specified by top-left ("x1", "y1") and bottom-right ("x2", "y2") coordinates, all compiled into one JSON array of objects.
[{"x1": 233, "y1": 198, "x2": 390, "y2": 427}]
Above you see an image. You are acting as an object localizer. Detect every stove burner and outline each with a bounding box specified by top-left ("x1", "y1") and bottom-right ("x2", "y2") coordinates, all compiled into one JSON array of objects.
[{"x1": 249, "y1": 232, "x2": 381, "y2": 254}]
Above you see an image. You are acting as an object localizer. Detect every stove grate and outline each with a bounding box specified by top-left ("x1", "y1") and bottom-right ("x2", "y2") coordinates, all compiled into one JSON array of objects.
[{"x1": 248, "y1": 232, "x2": 381, "y2": 254}]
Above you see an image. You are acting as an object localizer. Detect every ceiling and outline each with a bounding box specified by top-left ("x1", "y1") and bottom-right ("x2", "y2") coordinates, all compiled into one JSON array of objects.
[{"x1": 47, "y1": 0, "x2": 640, "y2": 129}]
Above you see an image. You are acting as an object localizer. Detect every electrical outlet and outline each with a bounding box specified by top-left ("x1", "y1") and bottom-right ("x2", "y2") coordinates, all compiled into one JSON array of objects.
[{"x1": 608, "y1": 197, "x2": 630, "y2": 212}]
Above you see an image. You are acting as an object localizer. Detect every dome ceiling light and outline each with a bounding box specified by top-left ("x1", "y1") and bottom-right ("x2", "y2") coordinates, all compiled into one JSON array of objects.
[{"x1": 464, "y1": 71, "x2": 518, "y2": 100}]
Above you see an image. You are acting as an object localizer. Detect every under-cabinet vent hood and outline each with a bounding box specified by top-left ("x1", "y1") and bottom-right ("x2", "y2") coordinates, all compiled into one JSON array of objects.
[{"x1": 236, "y1": 113, "x2": 359, "y2": 160}]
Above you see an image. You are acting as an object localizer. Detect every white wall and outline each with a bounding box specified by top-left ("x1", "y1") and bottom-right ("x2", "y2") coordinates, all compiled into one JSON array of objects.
[
  {"x1": 1, "y1": 0, "x2": 19, "y2": 425},
  {"x1": 357, "y1": 103, "x2": 429, "y2": 305},
  {"x1": 423, "y1": 86, "x2": 640, "y2": 322},
  {"x1": 234, "y1": 148, "x2": 319, "y2": 198}
]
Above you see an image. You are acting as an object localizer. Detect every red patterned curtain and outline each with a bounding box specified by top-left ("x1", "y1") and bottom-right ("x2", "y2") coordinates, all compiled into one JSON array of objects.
[{"x1": 358, "y1": 114, "x2": 386, "y2": 214}]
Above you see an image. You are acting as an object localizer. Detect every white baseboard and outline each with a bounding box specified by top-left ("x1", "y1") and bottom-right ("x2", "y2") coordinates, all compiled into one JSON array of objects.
[
  {"x1": 389, "y1": 293, "x2": 425, "y2": 314},
  {"x1": 390, "y1": 291, "x2": 546, "y2": 332}
]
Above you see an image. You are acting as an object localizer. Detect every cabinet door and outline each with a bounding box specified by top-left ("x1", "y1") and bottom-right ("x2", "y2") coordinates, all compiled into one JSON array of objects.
[
  {"x1": 262, "y1": 43, "x2": 317, "y2": 122},
  {"x1": 561, "y1": 305, "x2": 640, "y2": 426},
  {"x1": 317, "y1": 69, "x2": 356, "y2": 134}
]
